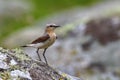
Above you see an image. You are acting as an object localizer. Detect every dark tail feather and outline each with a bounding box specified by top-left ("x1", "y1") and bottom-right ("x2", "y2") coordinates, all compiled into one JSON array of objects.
[{"x1": 20, "y1": 45, "x2": 28, "y2": 47}]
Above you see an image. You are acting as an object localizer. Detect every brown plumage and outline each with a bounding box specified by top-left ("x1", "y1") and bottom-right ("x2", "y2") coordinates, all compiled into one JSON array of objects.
[
  {"x1": 21, "y1": 24, "x2": 60, "y2": 64},
  {"x1": 31, "y1": 34, "x2": 50, "y2": 44}
]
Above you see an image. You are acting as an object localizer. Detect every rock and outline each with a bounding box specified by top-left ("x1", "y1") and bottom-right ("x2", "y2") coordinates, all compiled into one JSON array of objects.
[{"x1": 0, "y1": 47, "x2": 83, "y2": 80}]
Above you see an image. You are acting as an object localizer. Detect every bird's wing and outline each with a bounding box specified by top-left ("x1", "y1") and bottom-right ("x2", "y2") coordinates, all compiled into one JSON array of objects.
[{"x1": 31, "y1": 34, "x2": 50, "y2": 44}]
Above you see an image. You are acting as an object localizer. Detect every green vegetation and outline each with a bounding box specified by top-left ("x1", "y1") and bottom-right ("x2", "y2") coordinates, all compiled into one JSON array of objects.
[
  {"x1": 0, "y1": 0, "x2": 100, "y2": 44},
  {"x1": 30, "y1": 0, "x2": 100, "y2": 19}
]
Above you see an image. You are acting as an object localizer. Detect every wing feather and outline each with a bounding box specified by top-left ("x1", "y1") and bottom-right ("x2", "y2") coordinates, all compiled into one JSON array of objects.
[{"x1": 31, "y1": 34, "x2": 50, "y2": 44}]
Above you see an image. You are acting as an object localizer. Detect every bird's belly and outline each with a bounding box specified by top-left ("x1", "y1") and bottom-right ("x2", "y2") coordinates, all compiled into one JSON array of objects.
[{"x1": 39, "y1": 39, "x2": 55, "y2": 49}]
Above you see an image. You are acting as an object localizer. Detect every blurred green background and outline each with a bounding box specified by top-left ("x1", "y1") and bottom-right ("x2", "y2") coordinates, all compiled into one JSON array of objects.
[
  {"x1": 1, "y1": 1, "x2": 120, "y2": 80},
  {"x1": 0, "y1": 0, "x2": 100, "y2": 46}
]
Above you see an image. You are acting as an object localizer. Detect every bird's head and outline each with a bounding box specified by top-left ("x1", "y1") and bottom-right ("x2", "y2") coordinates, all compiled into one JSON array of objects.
[{"x1": 45, "y1": 24, "x2": 60, "y2": 32}]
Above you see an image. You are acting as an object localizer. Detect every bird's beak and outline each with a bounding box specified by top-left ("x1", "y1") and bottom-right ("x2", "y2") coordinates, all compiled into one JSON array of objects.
[{"x1": 54, "y1": 25, "x2": 60, "y2": 28}]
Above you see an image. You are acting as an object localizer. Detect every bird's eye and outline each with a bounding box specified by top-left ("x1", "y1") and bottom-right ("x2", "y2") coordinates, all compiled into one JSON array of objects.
[{"x1": 49, "y1": 25, "x2": 53, "y2": 27}]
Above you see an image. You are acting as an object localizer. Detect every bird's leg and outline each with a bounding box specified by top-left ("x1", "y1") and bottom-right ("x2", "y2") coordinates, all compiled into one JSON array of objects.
[
  {"x1": 43, "y1": 48, "x2": 48, "y2": 64},
  {"x1": 36, "y1": 48, "x2": 41, "y2": 61}
]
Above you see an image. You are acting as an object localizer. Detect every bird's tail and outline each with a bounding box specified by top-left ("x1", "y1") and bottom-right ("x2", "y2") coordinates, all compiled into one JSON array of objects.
[
  {"x1": 20, "y1": 44, "x2": 34, "y2": 47},
  {"x1": 20, "y1": 45, "x2": 28, "y2": 47}
]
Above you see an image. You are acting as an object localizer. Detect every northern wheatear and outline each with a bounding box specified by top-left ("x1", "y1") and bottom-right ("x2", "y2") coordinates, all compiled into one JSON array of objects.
[{"x1": 22, "y1": 24, "x2": 60, "y2": 64}]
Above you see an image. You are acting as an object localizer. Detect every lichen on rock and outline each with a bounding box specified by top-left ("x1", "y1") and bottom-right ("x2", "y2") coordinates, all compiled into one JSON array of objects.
[{"x1": 0, "y1": 47, "x2": 82, "y2": 80}]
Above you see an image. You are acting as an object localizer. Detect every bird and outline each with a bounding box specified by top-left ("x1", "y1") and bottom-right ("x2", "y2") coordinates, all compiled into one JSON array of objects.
[{"x1": 21, "y1": 24, "x2": 60, "y2": 64}]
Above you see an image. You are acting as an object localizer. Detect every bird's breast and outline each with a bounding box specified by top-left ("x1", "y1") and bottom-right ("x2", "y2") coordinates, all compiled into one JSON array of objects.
[
  {"x1": 47, "y1": 35, "x2": 56, "y2": 45},
  {"x1": 39, "y1": 33, "x2": 56, "y2": 48}
]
